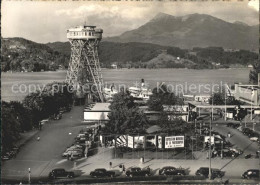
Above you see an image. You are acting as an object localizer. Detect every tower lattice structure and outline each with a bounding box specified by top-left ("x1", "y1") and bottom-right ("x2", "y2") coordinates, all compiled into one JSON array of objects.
[{"x1": 65, "y1": 25, "x2": 104, "y2": 102}]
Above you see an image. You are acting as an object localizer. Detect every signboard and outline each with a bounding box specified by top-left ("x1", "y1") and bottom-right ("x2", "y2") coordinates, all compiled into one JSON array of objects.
[
  {"x1": 128, "y1": 135, "x2": 134, "y2": 148},
  {"x1": 84, "y1": 111, "x2": 109, "y2": 121},
  {"x1": 158, "y1": 136, "x2": 163, "y2": 149},
  {"x1": 116, "y1": 135, "x2": 127, "y2": 147},
  {"x1": 134, "y1": 136, "x2": 144, "y2": 148},
  {"x1": 165, "y1": 136, "x2": 184, "y2": 148},
  {"x1": 145, "y1": 135, "x2": 156, "y2": 148},
  {"x1": 204, "y1": 136, "x2": 215, "y2": 144}
]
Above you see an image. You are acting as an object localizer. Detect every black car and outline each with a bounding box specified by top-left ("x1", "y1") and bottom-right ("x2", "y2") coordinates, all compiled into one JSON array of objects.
[
  {"x1": 159, "y1": 166, "x2": 185, "y2": 176},
  {"x1": 195, "y1": 167, "x2": 224, "y2": 179},
  {"x1": 242, "y1": 169, "x2": 259, "y2": 179},
  {"x1": 125, "y1": 167, "x2": 151, "y2": 177},
  {"x1": 90, "y1": 168, "x2": 115, "y2": 178},
  {"x1": 49, "y1": 168, "x2": 75, "y2": 179}
]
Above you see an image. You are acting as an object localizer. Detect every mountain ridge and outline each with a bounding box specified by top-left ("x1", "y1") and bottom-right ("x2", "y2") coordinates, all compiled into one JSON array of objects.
[{"x1": 104, "y1": 13, "x2": 259, "y2": 50}]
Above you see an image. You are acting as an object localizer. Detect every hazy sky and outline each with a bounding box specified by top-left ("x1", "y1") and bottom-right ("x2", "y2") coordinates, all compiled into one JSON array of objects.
[{"x1": 2, "y1": 0, "x2": 259, "y2": 43}]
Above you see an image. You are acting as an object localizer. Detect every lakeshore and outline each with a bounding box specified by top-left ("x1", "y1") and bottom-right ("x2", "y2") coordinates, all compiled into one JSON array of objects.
[{"x1": 1, "y1": 68, "x2": 250, "y2": 102}]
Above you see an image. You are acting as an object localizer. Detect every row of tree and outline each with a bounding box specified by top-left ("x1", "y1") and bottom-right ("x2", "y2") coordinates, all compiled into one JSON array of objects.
[{"x1": 1, "y1": 82, "x2": 73, "y2": 152}]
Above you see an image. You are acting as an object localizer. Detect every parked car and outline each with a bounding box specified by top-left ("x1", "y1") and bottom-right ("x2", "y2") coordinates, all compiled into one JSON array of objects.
[
  {"x1": 62, "y1": 150, "x2": 83, "y2": 158},
  {"x1": 159, "y1": 166, "x2": 185, "y2": 176},
  {"x1": 242, "y1": 169, "x2": 259, "y2": 179},
  {"x1": 125, "y1": 167, "x2": 151, "y2": 177},
  {"x1": 49, "y1": 168, "x2": 75, "y2": 179},
  {"x1": 90, "y1": 168, "x2": 115, "y2": 178},
  {"x1": 195, "y1": 167, "x2": 224, "y2": 179},
  {"x1": 245, "y1": 154, "x2": 252, "y2": 159},
  {"x1": 249, "y1": 136, "x2": 259, "y2": 142}
]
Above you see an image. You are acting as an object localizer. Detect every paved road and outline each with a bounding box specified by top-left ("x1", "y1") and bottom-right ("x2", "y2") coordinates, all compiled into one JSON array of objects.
[
  {"x1": 1, "y1": 106, "x2": 86, "y2": 182},
  {"x1": 213, "y1": 124, "x2": 259, "y2": 155}
]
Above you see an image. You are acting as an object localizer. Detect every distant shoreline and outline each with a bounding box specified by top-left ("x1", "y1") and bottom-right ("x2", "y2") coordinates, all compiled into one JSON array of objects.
[{"x1": 2, "y1": 67, "x2": 252, "y2": 73}]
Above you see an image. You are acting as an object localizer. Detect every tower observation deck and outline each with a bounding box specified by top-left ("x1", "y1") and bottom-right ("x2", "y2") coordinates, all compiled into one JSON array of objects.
[{"x1": 66, "y1": 25, "x2": 104, "y2": 102}]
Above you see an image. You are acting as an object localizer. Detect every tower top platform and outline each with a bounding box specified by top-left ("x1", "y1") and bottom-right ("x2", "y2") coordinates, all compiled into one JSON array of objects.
[{"x1": 67, "y1": 25, "x2": 103, "y2": 40}]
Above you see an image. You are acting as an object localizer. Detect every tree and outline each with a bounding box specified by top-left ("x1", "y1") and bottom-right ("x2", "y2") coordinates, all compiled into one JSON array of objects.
[
  {"x1": 9, "y1": 101, "x2": 33, "y2": 131},
  {"x1": 2, "y1": 102, "x2": 21, "y2": 152},
  {"x1": 147, "y1": 84, "x2": 183, "y2": 111},
  {"x1": 249, "y1": 62, "x2": 260, "y2": 84},
  {"x1": 104, "y1": 90, "x2": 148, "y2": 134}
]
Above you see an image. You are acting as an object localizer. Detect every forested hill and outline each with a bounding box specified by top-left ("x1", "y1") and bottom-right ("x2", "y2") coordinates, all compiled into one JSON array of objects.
[
  {"x1": 2, "y1": 37, "x2": 259, "y2": 71},
  {"x1": 47, "y1": 41, "x2": 259, "y2": 69},
  {"x1": 1, "y1": 37, "x2": 69, "y2": 72}
]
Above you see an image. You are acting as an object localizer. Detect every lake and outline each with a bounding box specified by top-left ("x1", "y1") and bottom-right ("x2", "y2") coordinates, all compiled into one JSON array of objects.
[{"x1": 1, "y1": 68, "x2": 251, "y2": 102}]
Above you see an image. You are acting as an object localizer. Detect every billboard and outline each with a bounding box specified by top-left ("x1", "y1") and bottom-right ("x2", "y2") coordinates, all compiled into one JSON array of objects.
[
  {"x1": 146, "y1": 135, "x2": 156, "y2": 148},
  {"x1": 204, "y1": 136, "x2": 214, "y2": 144},
  {"x1": 128, "y1": 136, "x2": 134, "y2": 148},
  {"x1": 165, "y1": 136, "x2": 184, "y2": 148},
  {"x1": 134, "y1": 136, "x2": 144, "y2": 148},
  {"x1": 116, "y1": 135, "x2": 127, "y2": 147},
  {"x1": 84, "y1": 111, "x2": 109, "y2": 121},
  {"x1": 158, "y1": 136, "x2": 163, "y2": 148}
]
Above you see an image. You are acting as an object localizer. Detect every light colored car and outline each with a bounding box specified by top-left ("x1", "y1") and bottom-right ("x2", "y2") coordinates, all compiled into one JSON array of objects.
[
  {"x1": 249, "y1": 137, "x2": 259, "y2": 142},
  {"x1": 62, "y1": 150, "x2": 83, "y2": 157}
]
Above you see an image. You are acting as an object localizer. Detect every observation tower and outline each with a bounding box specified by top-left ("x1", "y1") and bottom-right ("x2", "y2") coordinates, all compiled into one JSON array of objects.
[{"x1": 65, "y1": 25, "x2": 104, "y2": 102}]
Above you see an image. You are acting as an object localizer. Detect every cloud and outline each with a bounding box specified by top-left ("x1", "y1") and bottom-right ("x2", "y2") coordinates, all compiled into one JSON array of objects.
[
  {"x1": 2, "y1": 1, "x2": 259, "y2": 43},
  {"x1": 248, "y1": 0, "x2": 259, "y2": 12}
]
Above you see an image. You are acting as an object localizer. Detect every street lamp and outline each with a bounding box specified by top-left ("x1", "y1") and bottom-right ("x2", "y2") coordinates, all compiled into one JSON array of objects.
[
  {"x1": 28, "y1": 168, "x2": 31, "y2": 184},
  {"x1": 221, "y1": 140, "x2": 223, "y2": 159},
  {"x1": 251, "y1": 87, "x2": 254, "y2": 120},
  {"x1": 225, "y1": 89, "x2": 227, "y2": 121}
]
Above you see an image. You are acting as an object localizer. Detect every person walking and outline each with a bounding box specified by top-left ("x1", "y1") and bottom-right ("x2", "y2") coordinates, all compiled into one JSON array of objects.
[
  {"x1": 109, "y1": 162, "x2": 112, "y2": 169},
  {"x1": 37, "y1": 136, "x2": 40, "y2": 141}
]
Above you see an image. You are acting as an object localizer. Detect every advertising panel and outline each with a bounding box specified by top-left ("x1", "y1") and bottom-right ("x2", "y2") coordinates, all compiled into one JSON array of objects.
[
  {"x1": 165, "y1": 136, "x2": 184, "y2": 148},
  {"x1": 116, "y1": 135, "x2": 127, "y2": 147},
  {"x1": 158, "y1": 136, "x2": 163, "y2": 148},
  {"x1": 134, "y1": 136, "x2": 144, "y2": 148},
  {"x1": 145, "y1": 135, "x2": 156, "y2": 148},
  {"x1": 204, "y1": 136, "x2": 215, "y2": 144},
  {"x1": 128, "y1": 135, "x2": 134, "y2": 148}
]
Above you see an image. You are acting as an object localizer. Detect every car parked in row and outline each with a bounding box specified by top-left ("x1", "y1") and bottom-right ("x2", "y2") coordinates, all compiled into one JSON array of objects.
[
  {"x1": 159, "y1": 166, "x2": 185, "y2": 176},
  {"x1": 242, "y1": 169, "x2": 259, "y2": 179},
  {"x1": 125, "y1": 167, "x2": 151, "y2": 177},
  {"x1": 90, "y1": 168, "x2": 115, "y2": 178},
  {"x1": 49, "y1": 168, "x2": 75, "y2": 179},
  {"x1": 226, "y1": 122, "x2": 240, "y2": 128},
  {"x1": 195, "y1": 167, "x2": 224, "y2": 179}
]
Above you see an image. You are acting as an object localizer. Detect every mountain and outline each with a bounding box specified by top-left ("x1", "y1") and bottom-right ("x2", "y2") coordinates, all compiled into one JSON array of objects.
[
  {"x1": 1, "y1": 37, "x2": 69, "y2": 72},
  {"x1": 105, "y1": 13, "x2": 259, "y2": 50}
]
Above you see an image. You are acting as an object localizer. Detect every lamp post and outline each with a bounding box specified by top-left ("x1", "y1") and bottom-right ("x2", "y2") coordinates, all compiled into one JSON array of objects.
[
  {"x1": 28, "y1": 168, "x2": 31, "y2": 184},
  {"x1": 195, "y1": 119, "x2": 197, "y2": 133},
  {"x1": 251, "y1": 87, "x2": 254, "y2": 120},
  {"x1": 221, "y1": 140, "x2": 223, "y2": 159},
  {"x1": 225, "y1": 89, "x2": 227, "y2": 121}
]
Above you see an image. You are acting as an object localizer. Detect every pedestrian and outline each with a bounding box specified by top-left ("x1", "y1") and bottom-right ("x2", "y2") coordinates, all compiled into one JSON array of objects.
[
  {"x1": 109, "y1": 162, "x2": 112, "y2": 169},
  {"x1": 37, "y1": 136, "x2": 40, "y2": 141},
  {"x1": 122, "y1": 165, "x2": 125, "y2": 173}
]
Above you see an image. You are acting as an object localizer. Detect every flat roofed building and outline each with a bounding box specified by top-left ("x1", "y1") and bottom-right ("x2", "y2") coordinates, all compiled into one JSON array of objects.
[
  {"x1": 67, "y1": 25, "x2": 103, "y2": 40},
  {"x1": 234, "y1": 83, "x2": 260, "y2": 106},
  {"x1": 84, "y1": 103, "x2": 110, "y2": 122}
]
